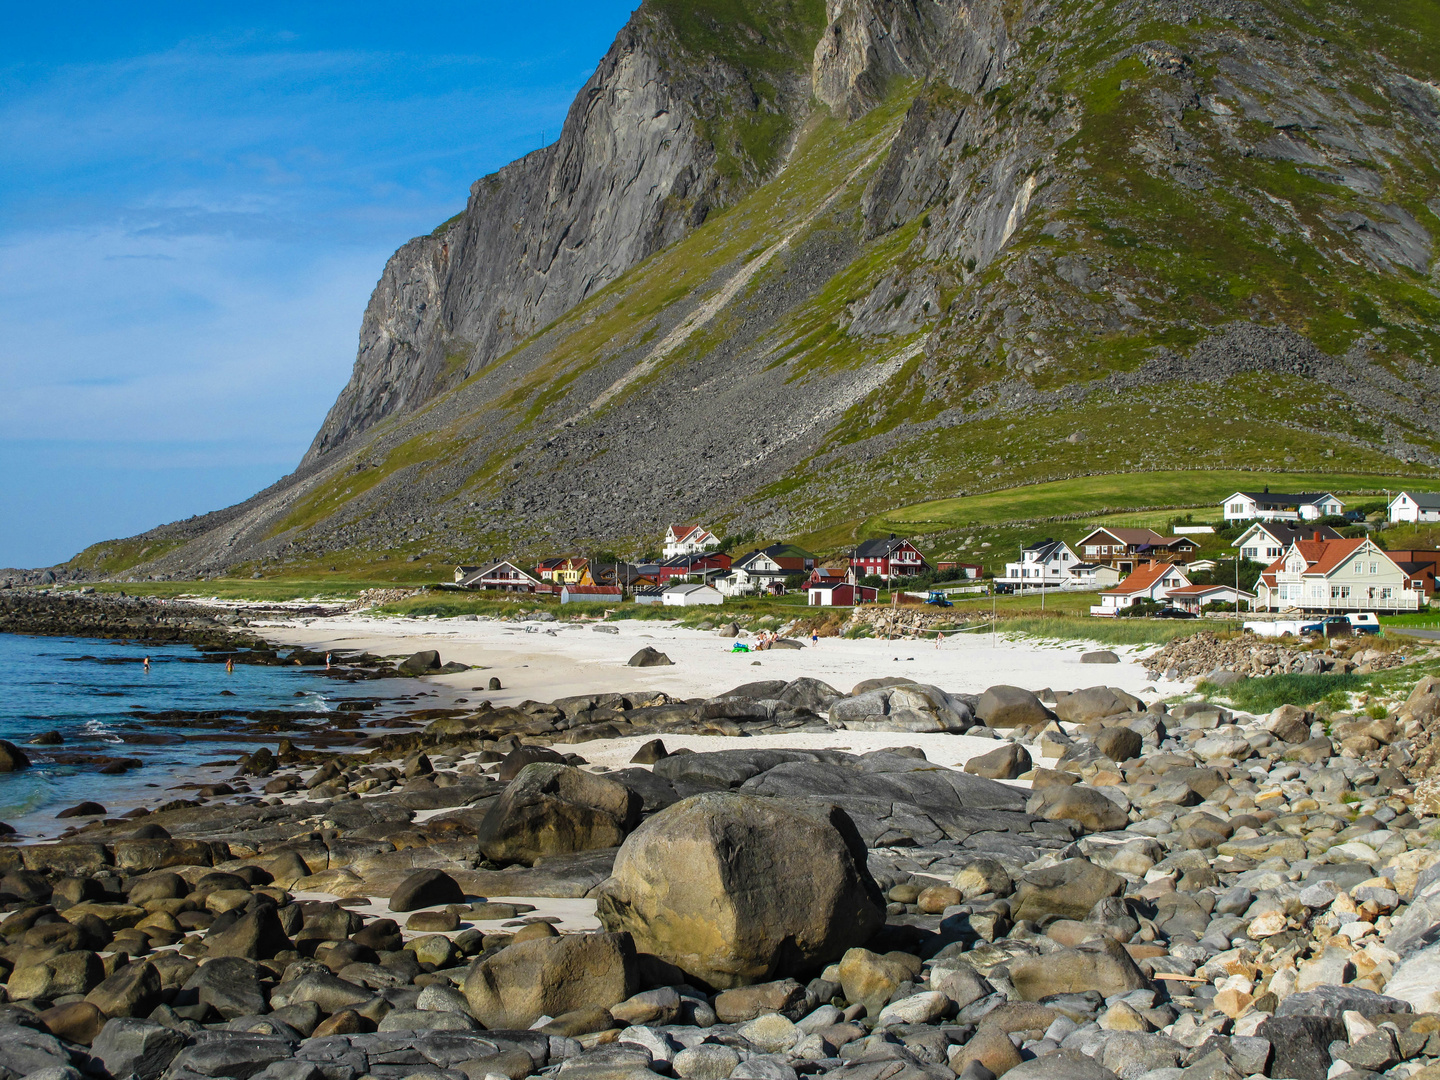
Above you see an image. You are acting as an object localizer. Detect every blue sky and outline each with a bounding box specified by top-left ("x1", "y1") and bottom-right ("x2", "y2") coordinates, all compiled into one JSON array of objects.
[{"x1": 0, "y1": 1, "x2": 636, "y2": 569}]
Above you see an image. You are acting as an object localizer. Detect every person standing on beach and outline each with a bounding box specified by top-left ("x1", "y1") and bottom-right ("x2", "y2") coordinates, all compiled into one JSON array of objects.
[{"x1": 326, "y1": 652, "x2": 332, "y2": 670}]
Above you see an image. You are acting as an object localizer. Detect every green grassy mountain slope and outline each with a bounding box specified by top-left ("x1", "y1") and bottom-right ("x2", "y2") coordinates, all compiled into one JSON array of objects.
[{"x1": 67, "y1": 0, "x2": 1440, "y2": 581}]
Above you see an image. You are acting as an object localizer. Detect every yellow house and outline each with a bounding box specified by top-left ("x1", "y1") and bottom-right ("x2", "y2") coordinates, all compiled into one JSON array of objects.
[{"x1": 536, "y1": 557, "x2": 592, "y2": 585}]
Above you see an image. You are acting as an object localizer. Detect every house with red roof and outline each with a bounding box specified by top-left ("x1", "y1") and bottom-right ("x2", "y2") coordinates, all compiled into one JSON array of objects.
[
  {"x1": 1255, "y1": 535, "x2": 1425, "y2": 612},
  {"x1": 1090, "y1": 562, "x2": 1193, "y2": 615},
  {"x1": 663, "y1": 524, "x2": 719, "y2": 558}
]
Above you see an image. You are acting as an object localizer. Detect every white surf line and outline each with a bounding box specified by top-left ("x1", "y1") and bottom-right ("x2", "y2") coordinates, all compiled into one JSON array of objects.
[{"x1": 570, "y1": 139, "x2": 898, "y2": 424}]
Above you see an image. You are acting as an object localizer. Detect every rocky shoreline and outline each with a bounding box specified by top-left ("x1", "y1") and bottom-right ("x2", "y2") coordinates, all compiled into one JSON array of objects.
[{"x1": 0, "y1": 640, "x2": 1431, "y2": 1080}]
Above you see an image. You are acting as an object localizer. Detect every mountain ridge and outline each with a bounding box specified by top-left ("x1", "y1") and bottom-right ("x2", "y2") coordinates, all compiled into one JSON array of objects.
[{"x1": 61, "y1": 0, "x2": 1440, "y2": 580}]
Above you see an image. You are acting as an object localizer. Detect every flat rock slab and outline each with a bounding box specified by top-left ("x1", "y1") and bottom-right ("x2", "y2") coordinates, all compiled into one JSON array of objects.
[{"x1": 454, "y1": 848, "x2": 620, "y2": 899}]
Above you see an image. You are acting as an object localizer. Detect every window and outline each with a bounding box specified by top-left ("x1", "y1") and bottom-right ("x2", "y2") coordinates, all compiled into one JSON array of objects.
[
  {"x1": 1370, "y1": 563, "x2": 1378, "y2": 575},
  {"x1": 1331, "y1": 585, "x2": 1351, "y2": 599}
]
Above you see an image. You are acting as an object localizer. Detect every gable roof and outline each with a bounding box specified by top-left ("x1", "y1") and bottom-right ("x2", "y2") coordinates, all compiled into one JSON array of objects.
[
  {"x1": 1237, "y1": 522, "x2": 1344, "y2": 546},
  {"x1": 1082, "y1": 527, "x2": 1166, "y2": 546},
  {"x1": 666, "y1": 582, "x2": 718, "y2": 595},
  {"x1": 1080, "y1": 527, "x2": 1196, "y2": 549},
  {"x1": 459, "y1": 560, "x2": 539, "y2": 586},
  {"x1": 1102, "y1": 562, "x2": 1190, "y2": 595},
  {"x1": 666, "y1": 524, "x2": 713, "y2": 543},
  {"x1": 1270, "y1": 537, "x2": 1389, "y2": 578},
  {"x1": 1394, "y1": 491, "x2": 1440, "y2": 510},
  {"x1": 1229, "y1": 490, "x2": 1341, "y2": 509},
  {"x1": 1023, "y1": 539, "x2": 1070, "y2": 560},
  {"x1": 855, "y1": 536, "x2": 915, "y2": 558},
  {"x1": 1166, "y1": 583, "x2": 1256, "y2": 598}
]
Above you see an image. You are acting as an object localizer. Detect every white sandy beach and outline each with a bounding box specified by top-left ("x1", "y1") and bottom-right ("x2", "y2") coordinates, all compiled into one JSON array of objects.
[{"x1": 253, "y1": 612, "x2": 1190, "y2": 708}]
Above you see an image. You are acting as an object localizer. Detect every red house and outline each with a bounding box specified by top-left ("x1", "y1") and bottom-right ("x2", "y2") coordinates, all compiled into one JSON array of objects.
[
  {"x1": 852, "y1": 536, "x2": 927, "y2": 579},
  {"x1": 653, "y1": 552, "x2": 732, "y2": 583},
  {"x1": 808, "y1": 582, "x2": 879, "y2": 606}
]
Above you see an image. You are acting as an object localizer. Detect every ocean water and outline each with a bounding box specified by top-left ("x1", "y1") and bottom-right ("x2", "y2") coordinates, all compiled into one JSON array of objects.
[{"x1": 0, "y1": 632, "x2": 409, "y2": 837}]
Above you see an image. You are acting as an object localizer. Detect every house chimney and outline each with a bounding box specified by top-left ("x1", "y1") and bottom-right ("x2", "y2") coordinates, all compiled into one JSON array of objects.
[{"x1": 1313, "y1": 531, "x2": 1322, "y2": 543}]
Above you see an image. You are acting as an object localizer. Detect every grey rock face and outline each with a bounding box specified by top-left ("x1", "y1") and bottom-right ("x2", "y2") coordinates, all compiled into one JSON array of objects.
[{"x1": 307, "y1": 4, "x2": 823, "y2": 460}]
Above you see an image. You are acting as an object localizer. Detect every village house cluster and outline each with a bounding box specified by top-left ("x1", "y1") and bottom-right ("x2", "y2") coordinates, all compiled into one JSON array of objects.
[
  {"x1": 451, "y1": 526, "x2": 972, "y2": 608},
  {"x1": 450, "y1": 488, "x2": 1440, "y2": 615}
]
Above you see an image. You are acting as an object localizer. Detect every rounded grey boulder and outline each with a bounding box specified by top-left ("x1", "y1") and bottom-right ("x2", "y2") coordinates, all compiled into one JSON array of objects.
[
  {"x1": 594, "y1": 792, "x2": 884, "y2": 989},
  {"x1": 974, "y1": 686, "x2": 1050, "y2": 728}
]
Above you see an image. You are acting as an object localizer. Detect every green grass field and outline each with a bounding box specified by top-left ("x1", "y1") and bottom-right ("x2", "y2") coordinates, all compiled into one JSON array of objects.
[{"x1": 871, "y1": 470, "x2": 1422, "y2": 533}]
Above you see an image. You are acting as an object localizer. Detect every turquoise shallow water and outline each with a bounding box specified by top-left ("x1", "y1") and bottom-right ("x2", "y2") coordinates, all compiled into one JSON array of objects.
[{"x1": 0, "y1": 632, "x2": 402, "y2": 836}]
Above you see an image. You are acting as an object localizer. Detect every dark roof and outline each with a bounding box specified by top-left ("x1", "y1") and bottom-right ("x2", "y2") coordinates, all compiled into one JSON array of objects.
[
  {"x1": 1394, "y1": 561, "x2": 1433, "y2": 574},
  {"x1": 1024, "y1": 539, "x2": 1067, "y2": 560},
  {"x1": 855, "y1": 536, "x2": 911, "y2": 558},
  {"x1": 1235, "y1": 491, "x2": 1338, "y2": 508},
  {"x1": 1397, "y1": 491, "x2": 1440, "y2": 510},
  {"x1": 1242, "y1": 523, "x2": 1344, "y2": 544}
]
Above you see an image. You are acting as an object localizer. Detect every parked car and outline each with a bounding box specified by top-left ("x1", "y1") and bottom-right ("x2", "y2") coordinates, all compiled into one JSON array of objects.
[{"x1": 1154, "y1": 608, "x2": 1197, "y2": 620}]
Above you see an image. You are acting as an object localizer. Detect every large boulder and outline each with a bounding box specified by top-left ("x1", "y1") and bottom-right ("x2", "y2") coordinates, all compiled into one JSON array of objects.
[
  {"x1": 1012, "y1": 859, "x2": 1125, "y2": 923},
  {"x1": 829, "y1": 684, "x2": 974, "y2": 733},
  {"x1": 0, "y1": 741, "x2": 31, "y2": 772},
  {"x1": 90, "y1": 1019, "x2": 187, "y2": 1080},
  {"x1": 1053, "y1": 687, "x2": 1141, "y2": 724},
  {"x1": 399, "y1": 650, "x2": 442, "y2": 674},
  {"x1": 594, "y1": 792, "x2": 884, "y2": 989},
  {"x1": 777, "y1": 678, "x2": 844, "y2": 714},
  {"x1": 976, "y1": 686, "x2": 1052, "y2": 728},
  {"x1": 1009, "y1": 940, "x2": 1149, "y2": 999},
  {"x1": 965, "y1": 743, "x2": 1032, "y2": 779},
  {"x1": 629, "y1": 648, "x2": 673, "y2": 667},
  {"x1": 476, "y1": 763, "x2": 641, "y2": 866},
  {"x1": 463, "y1": 931, "x2": 638, "y2": 1029},
  {"x1": 1381, "y1": 942, "x2": 1440, "y2": 1012},
  {"x1": 1028, "y1": 783, "x2": 1129, "y2": 832},
  {"x1": 390, "y1": 869, "x2": 465, "y2": 912}
]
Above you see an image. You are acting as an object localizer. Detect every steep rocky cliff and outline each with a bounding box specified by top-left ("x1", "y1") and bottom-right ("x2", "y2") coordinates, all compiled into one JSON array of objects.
[
  {"x1": 307, "y1": 0, "x2": 827, "y2": 459},
  {"x1": 70, "y1": 0, "x2": 1440, "y2": 579}
]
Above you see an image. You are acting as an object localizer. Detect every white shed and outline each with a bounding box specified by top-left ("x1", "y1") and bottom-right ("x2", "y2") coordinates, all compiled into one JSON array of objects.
[
  {"x1": 1389, "y1": 491, "x2": 1440, "y2": 523},
  {"x1": 662, "y1": 583, "x2": 723, "y2": 606}
]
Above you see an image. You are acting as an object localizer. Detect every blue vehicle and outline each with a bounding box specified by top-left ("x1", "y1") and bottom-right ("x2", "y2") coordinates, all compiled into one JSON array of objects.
[{"x1": 927, "y1": 591, "x2": 953, "y2": 607}]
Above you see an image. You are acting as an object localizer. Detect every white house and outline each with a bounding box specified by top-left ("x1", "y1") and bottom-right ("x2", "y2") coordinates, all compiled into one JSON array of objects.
[
  {"x1": 1234, "y1": 522, "x2": 1344, "y2": 564},
  {"x1": 662, "y1": 583, "x2": 723, "y2": 606},
  {"x1": 633, "y1": 586, "x2": 667, "y2": 605},
  {"x1": 999, "y1": 539, "x2": 1080, "y2": 590},
  {"x1": 1221, "y1": 490, "x2": 1344, "y2": 522},
  {"x1": 1067, "y1": 562, "x2": 1122, "y2": 589},
  {"x1": 663, "y1": 524, "x2": 719, "y2": 558},
  {"x1": 1389, "y1": 491, "x2": 1440, "y2": 524},
  {"x1": 456, "y1": 561, "x2": 545, "y2": 592},
  {"x1": 717, "y1": 547, "x2": 794, "y2": 596},
  {"x1": 1091, "y1": 563, "x2": 1192, "y2": 615},
  {"x1": 1164, "y1": 583, "x2": 1255, "y2": 613},
  {"x1": 1256, "y1": 536, "x2": 1424, "y2": 612}
]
